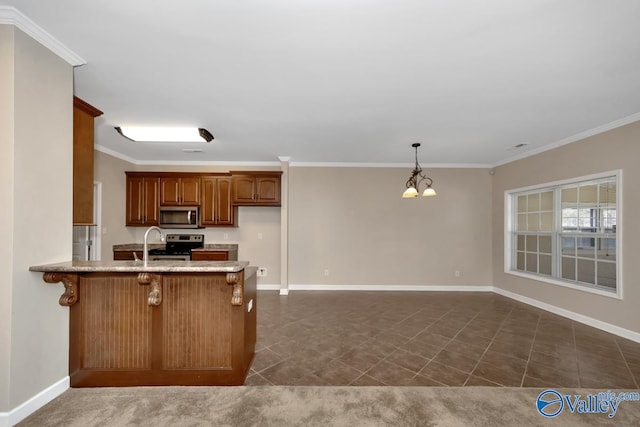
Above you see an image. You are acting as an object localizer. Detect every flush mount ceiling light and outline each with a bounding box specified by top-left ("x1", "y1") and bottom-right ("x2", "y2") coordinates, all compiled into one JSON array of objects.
[
  {"x1": 115, "y1": 127, "x2": 214, "y2": 142},
  {"x1": 402, "y1": 143, "x2": 437, "y2": 198}
]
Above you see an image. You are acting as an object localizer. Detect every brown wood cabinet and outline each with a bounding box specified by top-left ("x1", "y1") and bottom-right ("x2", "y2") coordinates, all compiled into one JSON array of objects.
[
  {"x1": 35, "y1": 268, "x2": 257, "y2": 386},
  {"x1": 73, "y1": 97, "x2": 103, "y2": 225},
  {"x1": 113, "y1": 251, "x2": 143, "y2": 261},
  {"x1": 200, "y1": 176, "x2": 236, "y2": 226},
  {"x1": 125, "y1": 171, "x2": 280, "y2": 227},
  {"x1": 231, "y1": 172, "x2": 282, "y2": 206},
  {"x1": 160, "y1": 176, "x2": 200, "y2": 206},
  {"x1": 126, "y1": 174, "x2": 159, "y2": 226},
  {"x1": 191, "y1": 251, "x2": 230, "y2": 261}
]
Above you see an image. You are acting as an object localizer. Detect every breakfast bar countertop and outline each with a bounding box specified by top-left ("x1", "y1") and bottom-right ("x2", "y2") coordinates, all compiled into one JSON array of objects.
[{"x1": 29, "y1": 260, "x2": 250, "y2": 273}]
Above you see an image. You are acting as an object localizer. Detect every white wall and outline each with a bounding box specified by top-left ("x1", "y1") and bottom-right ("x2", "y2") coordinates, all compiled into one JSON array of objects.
[
  {"x1": 0, "y1": 24, "x2": 16, "y2": 414},
  {"x1": 289, "y1": 166, "x2": 493, "y2": 287},
  {"x1": 2, "y1": 26, "x2": 73, "y2": 411}
]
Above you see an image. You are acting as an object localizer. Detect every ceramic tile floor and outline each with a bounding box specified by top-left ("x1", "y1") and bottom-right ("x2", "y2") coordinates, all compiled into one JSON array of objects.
[{"x1": 245, "y1": 291, "x2": 640, "y2": 388}]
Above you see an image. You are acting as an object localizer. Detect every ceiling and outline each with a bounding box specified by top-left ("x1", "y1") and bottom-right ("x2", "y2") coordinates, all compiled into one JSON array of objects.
[{"x1": 4, "y1": 1, "x2": 640, "y2": 166}]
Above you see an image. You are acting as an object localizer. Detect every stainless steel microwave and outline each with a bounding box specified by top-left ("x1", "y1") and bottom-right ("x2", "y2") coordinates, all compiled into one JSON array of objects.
[{"x1": 159, "y1": 206, "x2": 201, "y2": 229}]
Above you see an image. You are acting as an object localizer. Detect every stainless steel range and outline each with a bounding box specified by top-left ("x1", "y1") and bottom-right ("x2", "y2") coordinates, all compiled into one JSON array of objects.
[{"x1": 148, "y1": 234, "x2": 204, "y2": 261}]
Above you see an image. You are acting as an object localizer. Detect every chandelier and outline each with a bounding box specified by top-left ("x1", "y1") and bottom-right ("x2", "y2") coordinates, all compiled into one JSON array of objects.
[{"x1": 402, "y1": 143, "x2": 437, "y2": 198}]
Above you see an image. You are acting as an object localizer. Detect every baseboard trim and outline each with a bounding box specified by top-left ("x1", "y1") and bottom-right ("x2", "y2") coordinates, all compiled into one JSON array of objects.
[
  {"x1": 493, "y1": 287, "x2": 640, "y2": 343},
  {"x1": 288, "y1": 284, "x2": 493, "y2": 292},
  {"x1": 0, "y1": 376, "x2": 69, "y2": 427}
]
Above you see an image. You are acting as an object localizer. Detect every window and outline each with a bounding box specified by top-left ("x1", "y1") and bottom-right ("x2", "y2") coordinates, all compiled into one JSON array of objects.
[{"x1": 506, "y1": 172, "x2": 621, "y2": 298}]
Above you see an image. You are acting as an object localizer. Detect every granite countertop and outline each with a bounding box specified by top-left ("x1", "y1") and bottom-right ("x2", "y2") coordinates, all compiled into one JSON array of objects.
[
  {"x1": 113, "y1": 244, "x2": 238, "y2": 252},
  {"x1": 29, "y1": 260, "x2": 249, "y2": 273}
]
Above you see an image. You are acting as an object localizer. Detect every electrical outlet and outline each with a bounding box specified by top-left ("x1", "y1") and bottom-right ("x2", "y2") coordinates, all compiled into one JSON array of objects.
[
  {"x1": 455, "y1": 270, "x2": 461, "y2": 277},
  {"x1": 257, "y1": 267, "x2": 267, "y2": 277},
  {"x1": 258, "y1": 233, "x2": 263, "y2": 240},
  {"x1": 323, "y1": 269, "x2": 329, "y2": 277}
]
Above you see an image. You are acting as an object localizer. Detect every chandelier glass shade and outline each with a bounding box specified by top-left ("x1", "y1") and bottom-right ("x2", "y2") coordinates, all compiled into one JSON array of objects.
[{"x1": 402, "y1": 143, "x2": 437, "y2": 198}]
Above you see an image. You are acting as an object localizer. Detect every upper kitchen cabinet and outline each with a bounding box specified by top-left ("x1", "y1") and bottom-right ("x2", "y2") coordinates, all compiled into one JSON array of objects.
[
  {"x1": 126, "y1": 173, "x2": 160, "y2": 226},
  {"x1": 231, "y1": 172, "x2": 282, "y2": 206},
  {"x1": 73, "y1": 96, "x2": 103, "y2": 225},
  {"x1": 200, "y1": 175, "x2": 237, "y2": 226},
  {"x1": 160, "y1": 175, "x2": 200, "y2": 206},
  {"x1": 124, "y1": 170, "x2": 281, "y2": 227}
]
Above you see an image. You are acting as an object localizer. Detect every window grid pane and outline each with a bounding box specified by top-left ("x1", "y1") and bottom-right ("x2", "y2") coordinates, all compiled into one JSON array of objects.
[{"x1": 510, "y1": 175, "x2": 618, "y2": 293}]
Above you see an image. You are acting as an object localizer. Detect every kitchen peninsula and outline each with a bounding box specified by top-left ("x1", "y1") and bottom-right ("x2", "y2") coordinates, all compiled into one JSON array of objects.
[{"x1": 29, "y1": 260, "x2": 257, "y2": 387}]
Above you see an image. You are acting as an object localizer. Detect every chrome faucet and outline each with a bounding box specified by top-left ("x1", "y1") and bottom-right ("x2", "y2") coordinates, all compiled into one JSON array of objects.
[{"x1": 143, "y1": 226, "x2": 164, "y2": 266}]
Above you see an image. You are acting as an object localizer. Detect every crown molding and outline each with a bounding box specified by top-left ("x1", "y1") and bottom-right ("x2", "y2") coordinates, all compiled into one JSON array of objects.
[
  {"x1": 94, "y1": 144, "x2": 139, "y2": 165},
  {"x1": 95, "y1": 145, "x2": 494, "y2": 169},
  {"x1": 95, "y1": 145, "x2": 281, "y2": 167},
  {"x1": 136, "y1": 160, "x2": 282, "y2": 167},
  {"x1": 0, "y1": 6, "x2": 85, "y2": 66},
  {"x1": 492, "y1": 111, "x2": 640, "y2": 168},
  {"x1": 289, "y1": 161, "x2": 492, "y2": 168}
]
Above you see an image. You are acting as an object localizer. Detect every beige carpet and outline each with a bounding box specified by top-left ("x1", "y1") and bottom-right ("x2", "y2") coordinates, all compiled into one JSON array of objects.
[{"x1": 17, "y1": 386, "x2": 640, "y2": 426}]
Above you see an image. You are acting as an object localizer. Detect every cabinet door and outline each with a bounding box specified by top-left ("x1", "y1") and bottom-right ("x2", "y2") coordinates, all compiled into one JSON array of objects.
[
  {"x1": 200, "y1": 177, "x2": 217, "y2": 226},
  {"x1": 180, "y1": 177, "x2": 200, "y2": 205},
  {"x1": 126, "y1": 176, "x2": 146, "y2": 225},
  {"x1": 143, "y1": 178, "x2": 160, "y2": 224},
  {"x1": 113, "y1": 251, "x2": 144, "y2": 261},
  {"x1": 201, "y1": 177, "x2": 235, "y2": 226},
  {"x1": 216, "y1": 178, "x2": 234, "y2": 225},
  {"x1": 161, "y1": 176, "x2": 199, "y2": 205},
  {"x1": 160, "y1": 177, "x2": 180, "y2": 206},
  {"x1": 255, "y1": 176, "x2": 280, "y2": 204},
  {"x1": 191, "y1": 251, "x2": 229, "y2": 261},
  {"x1": 127, "y1": 176, "x2": 159, "y2": 226},
  {"x1": 231, "y1": 174, "x2": 281, "y2": 206},
  {"x1": 232, "y1": 176, "x2": 256, "y2": 204}
]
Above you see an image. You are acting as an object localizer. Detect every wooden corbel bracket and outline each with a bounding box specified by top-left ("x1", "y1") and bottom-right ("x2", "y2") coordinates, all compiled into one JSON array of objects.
[
  {"x1": 43, "y1": 272, "x2": 79, "y2": 306},
  {"x1": 138, "y1": 272, "x2": 163, "y2": 306},
  {"x1": 226, "y1": 272, "x2": 243, "y2": 306}
]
